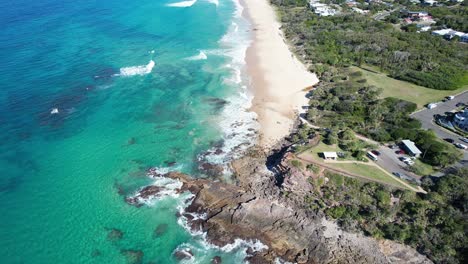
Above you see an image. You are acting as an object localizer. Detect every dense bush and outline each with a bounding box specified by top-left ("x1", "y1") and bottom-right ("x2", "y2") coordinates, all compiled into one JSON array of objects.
[
  {"x1": 274, "y1": 6, "x2": 468, "y2": 90},
  {"x1": 310, "y1": 169, "x2": 468, "y2": 264}
]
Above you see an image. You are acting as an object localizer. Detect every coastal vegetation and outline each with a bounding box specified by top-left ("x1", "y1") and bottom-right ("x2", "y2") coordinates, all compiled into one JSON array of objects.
[
  {"x1": 273, "y1": 0, "x2": 468, "y2": 90},
  {"x1": 273, "y1": 1, "x2": 468, "y2": 263},
  {"x1": 299, "y1": 168, "x2": 468, "y2": 264},
  {"x1": 302, "y1": 66, "x2": 462, "y2": 167}
]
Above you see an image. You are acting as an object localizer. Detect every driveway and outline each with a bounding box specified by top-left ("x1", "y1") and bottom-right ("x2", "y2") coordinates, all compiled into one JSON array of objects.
[{"x1": 411, "y1": 91, "x2": 468, "y2": 166}]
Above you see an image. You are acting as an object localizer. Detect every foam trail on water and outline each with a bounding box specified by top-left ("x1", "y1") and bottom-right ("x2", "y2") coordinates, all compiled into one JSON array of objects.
[
  {"x1": 186, "y1": 51, "x2": 207, "y2": 61},
  {"x1": 166, "y1": 0, "x2": 197, "y2": 7},
  {"x1": 206, "y1": 0, "x2": 219, "y2": 6},
  {"x1": 116, "y1": 60, "x2": 155, "y2": 77}
]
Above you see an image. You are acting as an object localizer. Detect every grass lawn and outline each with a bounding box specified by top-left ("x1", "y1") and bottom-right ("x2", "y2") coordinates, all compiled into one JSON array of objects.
[
  {"x1": 306, "y1": 141, "x2": 361, "y2": 162},
  {"x1": 331, "y1": 162, "x2": 409, "y2": 189},
  {"x1": 301, "y1": 142, "x2": 410, "y2": 190},
  {"x1": 352, "y1": 66, "x2": 467, "y2": 109},
  {"x1": 410, "y1": 160, "x2": 435, "y2": 176}
]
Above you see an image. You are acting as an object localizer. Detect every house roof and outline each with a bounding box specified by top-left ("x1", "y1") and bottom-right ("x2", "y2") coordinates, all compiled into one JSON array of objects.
[
  {"x1": 323, "y1": 152, "x2": 338, "y2": 158},
  {"x1": 402, "y1": 140, "x2": 422, "y2": 155}
]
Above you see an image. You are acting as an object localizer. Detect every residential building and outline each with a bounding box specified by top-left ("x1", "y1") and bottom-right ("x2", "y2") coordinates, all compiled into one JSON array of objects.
[
  {"x1": 322, "y1": 152, "x2": 338, "y2": 160},
  {"x1": 309, "y1": 0, "x2": 338, "y2": 16},
  {"x1": 432, "y1": 29, "x2": 468, "y2": 42},
  {"x1": 401, "y1": 140, "x2": 422, "y2": 157}
]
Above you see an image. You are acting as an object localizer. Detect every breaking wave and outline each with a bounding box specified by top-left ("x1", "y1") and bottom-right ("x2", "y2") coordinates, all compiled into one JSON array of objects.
[
  {"x1": 186, "y1": 51, "x2": 207, "y2": 61},
  {"x1": 166, "y1": 0, "x2": 197, "y2": 7},
  {"x1": 115, "y1": 60, "x2": 155, "y2": 77}
]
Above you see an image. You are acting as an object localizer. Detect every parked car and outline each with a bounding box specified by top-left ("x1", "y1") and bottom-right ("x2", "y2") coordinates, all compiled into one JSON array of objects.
[
  {"x1": 460, "y1": 137, "x2": 468, "y2": 144},
  {"x1": 404, "y1": 160, "x2": 415, "y2": 165},
  {"x1": 395, "y1": 150, "x2": 406, "y2": 155},
  {"x1": 454, "y1": 143, "x2": 467, "y2": 149},
  {"x1": 399, "y1": 157, "x2": 411, "y2": 162},
  {"x1": 456, "y1": 102, "x2": 465, "y2": 107},
  {"x1": 446, "y1": 95, "x2": 455, "y2": 100},
  {"x1": 393, "y1": 172, "x2": 402, "y2": 178},
  {"x1": 427, "y1": 103, "x2": 438, "y2": 109},
  {"x1": 371, "y1": 150, "x2": 381, "y2": 156},
  {"x1": 444, "y1": 138, "x2": 455, "y2": 143}
]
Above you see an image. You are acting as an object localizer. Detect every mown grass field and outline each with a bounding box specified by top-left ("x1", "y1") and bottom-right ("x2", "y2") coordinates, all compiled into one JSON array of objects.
[
  {"x1": 300, "y1": 142, "x2": 411, "y2": 190},
  {"x1": 353, "y1": 66, "x2": 467, "y2": 109}
]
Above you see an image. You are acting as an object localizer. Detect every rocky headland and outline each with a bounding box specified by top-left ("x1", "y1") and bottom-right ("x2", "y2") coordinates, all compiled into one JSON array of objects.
[{"x1": 127, "y1": 147, "x2": 432, "y2": 264}]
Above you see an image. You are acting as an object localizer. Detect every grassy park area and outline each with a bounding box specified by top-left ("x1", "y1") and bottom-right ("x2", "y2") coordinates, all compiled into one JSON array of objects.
[
  {"x1": 299, "y1": 142, "x2": 412, "y2": 190},
  {"x1": 355, "y1": 66, "x2": 467, "y2": 109}
]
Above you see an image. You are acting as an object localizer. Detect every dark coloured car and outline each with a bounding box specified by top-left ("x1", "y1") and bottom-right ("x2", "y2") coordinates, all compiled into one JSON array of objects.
[
  {"x1": 444, "y1": 138, "x2": 455, "y2": 143},
  {"x1": 456, "y1": 102, "x2": 465, "y2": 107},
  {"x1": 395, "y1": 150, "x2": 406, "y2": 155},
  {"x1": 371, "y1": 150, "x2": 381, "y2": 156}
]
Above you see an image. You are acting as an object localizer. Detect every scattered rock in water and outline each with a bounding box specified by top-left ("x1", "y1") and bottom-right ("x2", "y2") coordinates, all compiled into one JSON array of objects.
[
  {"x1": 120, "y1": 249, "x2": 144, "y2": 264},
  {"x1": 106, "y1": 228, "x2": 124, "y2": 241},
  {"x1": 153, "y1": 224, "x2": 168, "y2": 238},
  {"x1": 114, "y1": 182, "x2": 126, "y2": 196},
  {"x1": 125, "y1": 185, "x2": 163, "y2": 206},
  {"x1": 91, "y1": 249, "x2": 101, "y2": 257},
  {"x1": 127, "y1": 137, "x2": 136, "y2": 145},
  {"x1": 173, "y1": 248, "x2": 193, "y2": 261},
  {"x1": 164, "y1": 161, "x2": 177, "y2": 167},
  {"x1": 211, "y1": 256, "x2": 222, "y2": 264},
  {"x1": 146, "y1": 167, "x2": 165, "y2": 178}
]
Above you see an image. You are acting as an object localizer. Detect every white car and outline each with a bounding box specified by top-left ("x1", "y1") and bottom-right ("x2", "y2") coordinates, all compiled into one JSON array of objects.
[
  {"x1": 446, "y1": 95, "x2": 455, "y2": 100},
  {"x1": 454, "y1": 143, "x2": 467, "y2": 150},
  {"x1": 460, "y1": 137, "x2": 468, "y2": 144},
  {"x1": 404, "y1": 160, "x2": 415, "y2": 165}
]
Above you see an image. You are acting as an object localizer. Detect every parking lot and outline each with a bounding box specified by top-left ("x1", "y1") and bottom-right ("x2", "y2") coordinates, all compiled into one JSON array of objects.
[
  {"x1": 411, "y1": 91, "x2": 468, "y2": 166},
  {"x1": 373, "y1": 145, "x2": 420, "y2": 182}
]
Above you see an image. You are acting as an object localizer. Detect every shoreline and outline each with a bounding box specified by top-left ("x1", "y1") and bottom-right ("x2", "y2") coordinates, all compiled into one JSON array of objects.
[{"x1": 242, "y1": 0, "x2": 319, "y2": 150}]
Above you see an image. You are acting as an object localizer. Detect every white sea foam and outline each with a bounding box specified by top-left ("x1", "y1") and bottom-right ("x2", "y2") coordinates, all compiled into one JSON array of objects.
[
  {"x1": 206, "y1": 0, "x2": 219, "y2": 6},
  {"x1": 199, "y1": 0, "x2": 259, "y2": 168},
  {"x1": 166, "y1": 0, "x2": 197, "y2": 7},
  {"x1": 186, "y1": 51, "x2": 208, "y2": 61},
  {"x1": 116, "y1": 60, "x2": 155, "y2": 77}
]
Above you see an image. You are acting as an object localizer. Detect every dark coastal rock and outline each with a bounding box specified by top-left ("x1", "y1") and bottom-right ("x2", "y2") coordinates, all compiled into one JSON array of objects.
[
  {"x1": 120, "y1": 249, "x2": 143, "y2": 264},
  {"x1": 203, "y1": 97, "x2": 228, "y2": 111},
  {"x1": 211, "y1": 256, "x2": 222, "y2": 264},
  {"x1": 153, "y1": 224, "x2": 168, "y2": 238},
  {"x1": 125, "y1": 185, "x2": 163, "y2": 206},
  {"x1": 159, "y1": 147, "x2": 432, "y2": 264},
  {"x1": 173, "y1": 248, "x2": 193, "y2": 261},
  {"x1": 198, "y1": 162, "x2": 224, "y2": 177},
  {"x1": 106, "y1": 228, "x2": 124, "y2": 241},
  {"x1": 164, "y1": 161, "x2": 177, "y2": 167}
]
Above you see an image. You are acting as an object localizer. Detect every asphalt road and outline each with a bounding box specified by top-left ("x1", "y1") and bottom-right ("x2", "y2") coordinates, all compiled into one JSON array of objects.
[{"x1": 411, "y1": 91, "x2": 468, "y2": 165}]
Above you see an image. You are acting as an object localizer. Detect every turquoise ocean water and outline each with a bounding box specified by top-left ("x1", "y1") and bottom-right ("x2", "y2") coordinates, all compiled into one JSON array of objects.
[{"x1": 0, "y1": 0, "x2": 260, "y2": 263}]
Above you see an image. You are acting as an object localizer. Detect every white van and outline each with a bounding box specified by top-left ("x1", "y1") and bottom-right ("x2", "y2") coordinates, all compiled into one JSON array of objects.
[{"x1": 367, "y1": 151, "x2": 378, "y2": 161}]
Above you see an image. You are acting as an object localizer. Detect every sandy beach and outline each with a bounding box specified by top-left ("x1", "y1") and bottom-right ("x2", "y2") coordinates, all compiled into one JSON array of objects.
[{"x1": 243, "y1": 0, "x2": 319, "y2": 149}]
